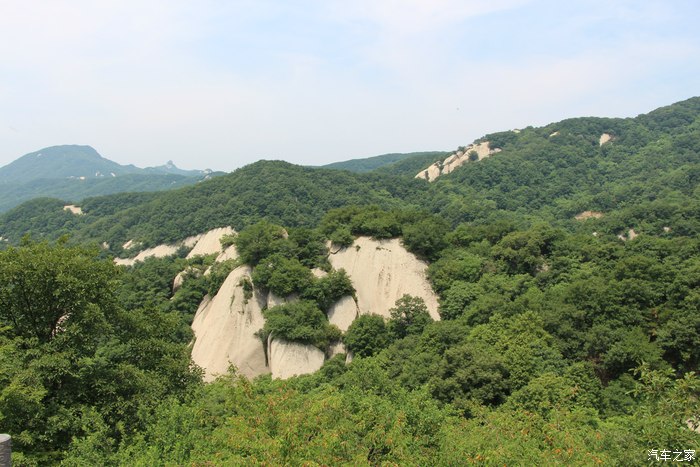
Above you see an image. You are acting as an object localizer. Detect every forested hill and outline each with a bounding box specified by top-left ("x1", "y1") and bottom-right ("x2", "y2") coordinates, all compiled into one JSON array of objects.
[
  {"x1": 2, "y1": 97, "x2": 699, "y2": 252},
  {"x1": 0, "y1": 161, "x2": 428, "y2": 254},
  {"x1": 0, "y1": 145, "x2": 221, "y2": 212}
]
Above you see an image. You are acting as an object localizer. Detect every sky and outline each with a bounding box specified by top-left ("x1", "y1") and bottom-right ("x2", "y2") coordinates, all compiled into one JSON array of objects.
[{"x1": 1, "y1": 0, "x2": 699, "y2": 172}]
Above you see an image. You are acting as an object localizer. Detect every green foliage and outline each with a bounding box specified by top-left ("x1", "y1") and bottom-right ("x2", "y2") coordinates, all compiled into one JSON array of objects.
[
  {"x1": 322, "y1": 151, "x2": 447, "y2": 173},
  {"x1": 5, "y1": 97, "x2": 700, "y2": 464},
  {"x1": 344, "y1": 314, "x2": 390, "y2": 358},
  {"x1": 234, "y1": 220, "x2": 290, "y2": 266},
  {"x1": 0, "y1": 239, "x2": 119, "y2": 343},
  {"x1": 328, "y1": 225, "x2": 354, "y2": 247},
  {"x1": 252, "y1": 254, "x2": 314, "y2": 297},
  {"x1": 219, "y1": 233, "x2": 236, "y2": 248},
  {"x1": 401, "y1": 215, "x2": 449, "y2": 260},
  {"x1": 204, "y1": 259, "x2": 237, "y2": 296},
  {"x1": 300, "y1": 268, "x2": 355, "y2": 311},
  {"x1": 0, "y1": 240, "x2": 200, "y2": 463},
  {"x1": 438, "y1": 281, "x2": 482, "y2": 320},
  {"x1": 262, "y1": 301, "x2": 341, "y2": 351},
  {"x1": 387, "y1": 295, "x2": 433, "y2": 340},
  {"x1": 428, "y1": 249, "x2": 484, "y2": 293}
]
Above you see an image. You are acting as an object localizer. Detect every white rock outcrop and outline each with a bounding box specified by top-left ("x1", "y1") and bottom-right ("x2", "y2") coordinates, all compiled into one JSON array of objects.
[
  {"x1": 115, "y1": 228, "x2": 233, "y2": 266},
  {"x1": 574, "y1": 211, "x2": 604, "y2": 221},
  {"x1": 617, "y1": 228, "x2": 638, "y2": 242},
  {"x1": 268, "y1": 339, "x2": 326, "y2": 379},
  {"x1": 327, "y1": 341, "x2": 347, "y2": 359},
  {"x1": 599, "y1": 133, "x2": 612, "y2": 146},
  {"x1": 189, "y1": 235, "x2": 440, "y2": 381},
  {"x1": 114, "y1": 243, "x2": 182, "y2": 266},
  {"x1": 216, "y1": 244, "x2": 239, "y2": 262},
  {"x1": 191, "y1": 265, "x2": 269, "y2": 381},
  {"x1": 415, "y1": 141, "x2": 500, "y2": 182},
  {"x1": 327, "y1": 295, "x2": 359, "y2": 332},
  {"x1": 173, "y1": 266, "x2": 202, "y2": 293},
  {"x1": 187, "y1": 227, "x2": 235, "y2": 258},
  {"x1": 328, "y1": 237, "x2": 440, "y2": 320},
  {"x1": 63, "y1": 205, "x2": 83, "y2": 215}
]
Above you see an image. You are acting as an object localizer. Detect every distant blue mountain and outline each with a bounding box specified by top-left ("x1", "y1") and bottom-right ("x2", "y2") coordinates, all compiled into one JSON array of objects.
[{"x1": 0, "y1": 145, "x2": 220, "y2": 212}]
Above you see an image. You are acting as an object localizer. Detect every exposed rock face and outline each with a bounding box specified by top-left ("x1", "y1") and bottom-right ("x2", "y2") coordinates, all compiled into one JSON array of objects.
[
  {"x1": 63, "y1": 204, "x2": 83, "y2": 215},
  {"x1": 617, "y1": 228, "x2": 638, "y2": 241},
  {"x1": 267, "y1": 291, "x2": 291, "y2": 309},
  {"x1": 191, "y1": 265, "x2": 269, "y2": 381},
  {"x1": 312, "y1": 268, "x2": 328, "y2": 278},
  {"x1": 327, "y1": 295, "x2": 359, "y2": 331},
  {"x1": 268, "y1": 339, "x2": 325, "y2": 379},
  {"x1": 216, "y1": 244, "x2": 239, "y2": 262},
  {"x1": 415, "y1": 141, "x2": 500, "y2": 182},
  {"x1": 187, "y1": 227, "x2": 234, "y2": 258},
  {"x1": 599, "y1": 133, "x2": 612, "y2": 146},
  {"x1": 114, "y1": 243, "x2": 182, "y2": 266},
  {"x1": 115, "y1": 227, "x2": 233, "y2": 266},
  {"x1": 327, "y1": 341, "x2": 347, "y2": 359},
  {"x1": 574, "y1": 211, "x2": 604, "y2": 220},
  {"x1": 328, "y1": 237, "x2": 440, "y2": 320}
]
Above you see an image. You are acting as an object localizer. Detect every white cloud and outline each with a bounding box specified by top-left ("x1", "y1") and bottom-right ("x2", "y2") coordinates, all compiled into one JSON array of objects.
[{"x1": 0, "y1": 1, "x2": 698, "y2": 170}]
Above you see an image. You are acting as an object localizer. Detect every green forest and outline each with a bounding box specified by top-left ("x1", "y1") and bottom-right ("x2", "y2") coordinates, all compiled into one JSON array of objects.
[{"x1": 1, "y1": 97, "x2": 700, "y2": 465}]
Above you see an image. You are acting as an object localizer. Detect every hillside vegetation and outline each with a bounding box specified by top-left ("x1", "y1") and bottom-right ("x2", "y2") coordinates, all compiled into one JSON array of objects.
[{"x1": 1, "y1": 97, "x2": 699, "y2": 465}]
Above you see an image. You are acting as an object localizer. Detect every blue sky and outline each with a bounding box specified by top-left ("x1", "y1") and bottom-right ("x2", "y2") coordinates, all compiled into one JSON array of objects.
[{"x1": 1, "y1": 0, "x2": 699, "y2": 171}]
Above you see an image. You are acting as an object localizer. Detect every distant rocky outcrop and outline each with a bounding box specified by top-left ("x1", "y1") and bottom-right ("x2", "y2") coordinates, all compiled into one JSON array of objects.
[
  {"x1": 187, "y1": 227, "x2": 235, "y2": 258},
  {"x1": 114, "y1": 226, "x2": 234, "y2": 266},
  {"x1": 63, "y1": 205, "x2": 83, "y2": 215},
  {"x1": 415, "y1": 141, "x2": 500, "y2": 182},
  {"x1": 599, "y1": 133, "x2": 613, "y2": 146},
  {"x1": 574, "y1": 211, "x2": 604, "y2": 221}
]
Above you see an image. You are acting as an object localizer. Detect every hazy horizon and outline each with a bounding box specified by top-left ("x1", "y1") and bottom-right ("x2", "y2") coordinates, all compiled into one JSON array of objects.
[{"x1": 2, "y1": 0, "x2": 699, "y2": 172}]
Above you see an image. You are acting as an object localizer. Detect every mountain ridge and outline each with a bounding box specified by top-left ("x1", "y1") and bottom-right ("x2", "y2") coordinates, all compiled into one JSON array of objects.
[{"x1": 0, "y1": 144, "x2": 221, "y2": 212}]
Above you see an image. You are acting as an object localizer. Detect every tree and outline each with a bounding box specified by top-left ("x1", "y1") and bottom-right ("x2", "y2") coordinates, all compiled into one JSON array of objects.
[
  {"x1": 234, "y1": 220, "x2": 291, "y2": 265},
  {"x1": 252, "y1": 254, "x2": 313, "y2": 296},
  {"x1": 438, "y1": 281, "x2": 482, "y2": 320},
  {"x1": 0, "y1": 239, "x2": 119, "y2": 343},
  {"x1": 387, "y1": 295, "x2": 432, "y2": 340},
  {"x1": 344, "y1": 314, "x2": 390, "y2": 357},
  {"x1": 0, "y1": 240, "x2": 200, "y2": 462},
  {"x1": 262, "y1": 301, "x2": 341, "y2": 351},
  {"x1": 401, "y1": 216, "x2": 449, "y2": 261}
]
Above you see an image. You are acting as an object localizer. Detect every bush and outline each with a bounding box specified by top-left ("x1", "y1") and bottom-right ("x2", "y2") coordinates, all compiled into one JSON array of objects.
[
  {"x1": 252, "y1": 254, "x2": 313, "y2": 296},
  {"x1": 387, "y1": 295, "x2": 433, "y2": 340},
  {"x1": 262, "y1": 301, "x2": 341, "y2": 351},
  {"x1": 301, "y1": 269, "x2": 355, "y2": 311},
  {"x1": 344, "y1": 314, "x2": 390, "y2": 358}
]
